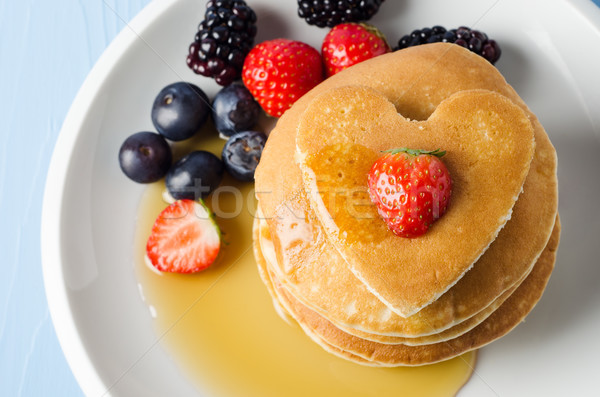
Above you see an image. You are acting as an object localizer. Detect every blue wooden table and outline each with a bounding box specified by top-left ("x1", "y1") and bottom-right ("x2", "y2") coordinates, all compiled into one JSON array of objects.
[
  {"x1": 1, "y1": 0, "x2": 600, "y2": 396},
  {"x1": 0, "y1": 2, "x2": 152, "y2": 395}
]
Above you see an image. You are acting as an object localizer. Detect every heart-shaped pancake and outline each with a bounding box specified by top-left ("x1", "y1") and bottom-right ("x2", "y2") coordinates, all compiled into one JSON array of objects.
[
  {"x1": 295, "y1": 86, "x2": 535, "y2": 317},
  {"x1": 255, "y1": 44, "x2": 558, "y2": 334}
]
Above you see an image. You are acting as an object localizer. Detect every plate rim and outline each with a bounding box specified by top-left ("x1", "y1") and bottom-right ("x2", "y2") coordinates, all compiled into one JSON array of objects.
[{"x1": 40, "y1": 0, "x2": 180, "y2": 395}]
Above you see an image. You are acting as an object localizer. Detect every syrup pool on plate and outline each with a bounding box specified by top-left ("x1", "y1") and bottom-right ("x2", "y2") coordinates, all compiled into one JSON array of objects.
[{"x1": 134, "y1": 132, "x2": 476, "y2": 397}]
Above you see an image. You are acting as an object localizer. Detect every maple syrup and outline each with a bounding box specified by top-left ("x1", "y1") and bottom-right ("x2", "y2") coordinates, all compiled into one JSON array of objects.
[{"x1": 133, "y1": 134, "x2": 475, "y2": 396}]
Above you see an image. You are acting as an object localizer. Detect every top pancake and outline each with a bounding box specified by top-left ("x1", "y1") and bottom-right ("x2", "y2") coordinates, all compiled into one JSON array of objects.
[
  {"x1": 255, "y1": 43, "x2": 558, "y2": 319},
  {"x1": 295, "y1": 86, "x2": 535, "y2": 316}
]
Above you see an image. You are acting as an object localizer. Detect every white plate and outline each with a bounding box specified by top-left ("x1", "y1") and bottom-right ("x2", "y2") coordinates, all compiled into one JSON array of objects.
[{"x1": 42, "y1": 0, "x2": 600, "y2": 395}]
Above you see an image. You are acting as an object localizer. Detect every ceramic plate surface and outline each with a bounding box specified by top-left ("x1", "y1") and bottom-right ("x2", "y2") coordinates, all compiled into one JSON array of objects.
[{"x1": 42, "y1": 0, "x2": 600, "y2": 395}]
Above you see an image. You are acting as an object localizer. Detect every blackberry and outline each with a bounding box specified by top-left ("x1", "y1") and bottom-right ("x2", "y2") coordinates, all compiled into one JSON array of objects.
[
  {"x1": 186, "y1": 0, "x2": 257, "y2": 86},
  {"x1": 395, "y1": 25, "x2": 501, "y2": 65},
  {"x1": 297, "y1": 0, "x2": 385, "y2": 28}
]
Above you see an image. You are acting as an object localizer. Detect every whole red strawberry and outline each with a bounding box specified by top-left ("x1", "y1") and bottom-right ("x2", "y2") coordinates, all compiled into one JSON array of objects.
[
  {"x1": 367, "y1": 148, "x2": 452, "y2": 238},
  {"x1": 146, "y1": 199, "x2": 221, "y2": 273},
  {"x1": 242, "y1": 39, "x2": 323, "y2": 117},
  {"x1": 322, "y1": 23, "x2": 390, "y2": 77}
]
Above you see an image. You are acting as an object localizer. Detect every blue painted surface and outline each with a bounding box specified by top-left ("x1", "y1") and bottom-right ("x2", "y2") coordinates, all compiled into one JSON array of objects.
[
  {"x1": 0, "y1": 1, "x2": 151, "y2": 395},
  {"x1": 0, "y1": 0, "x2": 599, "y2": 396}
]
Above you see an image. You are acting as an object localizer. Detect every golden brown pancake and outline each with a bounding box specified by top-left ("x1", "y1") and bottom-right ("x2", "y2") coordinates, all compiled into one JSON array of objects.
[
  {"x1": 255, "y1": 43, "x2": 557, "y2": 323},
  {"x1": 258, "y1": 214, "x2": 532, "y2": 345},
  {"x1": 295, "y1": 87, "x2": 535, "y2": 316},
  {"x1": 252, "y1": 217, "x2": 295, "y2": 325},
  {"x1": 257, "y1": 184, "x2": 555, "y2": 338},
  {"x1": 255, "y1": 219, "x2": 560, "y2": 366},
  {"x1": 253, "y1": 217, "x2": 376, "y2": 365},
  {"x1": 253, "y1": 43, "x2": 559, "y2": 365}
]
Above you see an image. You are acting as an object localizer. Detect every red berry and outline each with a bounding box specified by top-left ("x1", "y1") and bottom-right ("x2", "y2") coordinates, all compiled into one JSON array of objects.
[
  {"x1": 242, "y1": 38, "x2": 324, "y2": 117},
  {"x1": 367, "y1": 148, "x2": 452, "y2": 238},
  {"x1": 146, "y1": 199, "x2": 221, "y2": 273},
  {"x1": 322, "y1": 23, "x2": 390, "y2": 77}
]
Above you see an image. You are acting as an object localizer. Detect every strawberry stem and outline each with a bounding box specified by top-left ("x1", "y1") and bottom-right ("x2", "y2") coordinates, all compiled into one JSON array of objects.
[{"x1": 382, "y1": 147, "x2": 446, "y2": 157}]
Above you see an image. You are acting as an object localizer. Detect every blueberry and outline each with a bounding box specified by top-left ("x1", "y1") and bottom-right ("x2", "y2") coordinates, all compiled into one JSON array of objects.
[
  {"x1": 166, "y1": 151, "x2": 224, "y2": 199},
  {"x1": 212, "y1": 83, "x2": 261, "y2": 139},
  {"x1": 118, "y1": 131, "x2": 172, "y2": 183},
  {"x1": 151, "y1": 82, "x2": 210, "y2": 141},
  {"x1": 221, "y1": 130, "x2": 266, "y2": 182}
]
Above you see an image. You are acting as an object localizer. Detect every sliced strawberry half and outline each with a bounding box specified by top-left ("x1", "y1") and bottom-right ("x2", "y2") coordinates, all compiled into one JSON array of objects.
[{"x1": 146, "y1": 199, "x2": 221, "y2": 273}]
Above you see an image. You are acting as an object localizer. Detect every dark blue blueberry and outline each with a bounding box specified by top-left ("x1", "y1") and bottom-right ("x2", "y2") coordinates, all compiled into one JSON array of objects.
[
  {"x1": 151, "y1": 82, "x2": 210, "y2": 141},
  {"x1": 166, "y1": 151, "x2": 224, "y2": 200},
  {"x1": 221, "y1": 130, "x2": 266, "y2": 182},
  {"x1": 118, "y1": 132, "x2": 172, "y2": 183},
  {"x1": 212, "y1": 84, "x2": 261, "y2": 139}
]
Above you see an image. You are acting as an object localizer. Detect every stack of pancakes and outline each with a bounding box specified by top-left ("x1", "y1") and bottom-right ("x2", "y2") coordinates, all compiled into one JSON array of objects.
[{"x1": 252, "y1": 43, "x2": 559, "y2": 366}]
